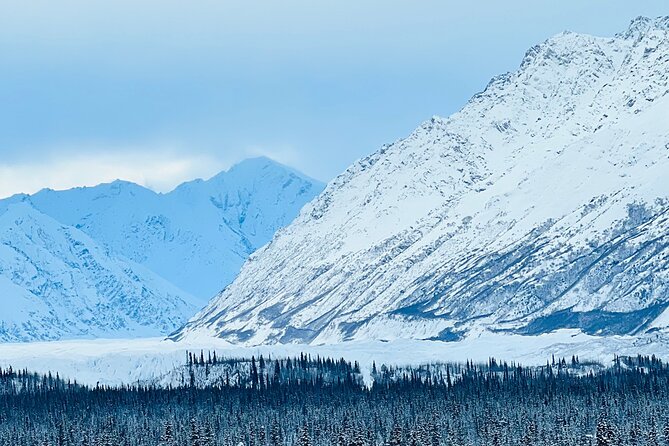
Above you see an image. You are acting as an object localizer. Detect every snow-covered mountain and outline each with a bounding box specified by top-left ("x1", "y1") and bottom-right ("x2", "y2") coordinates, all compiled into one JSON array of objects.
[
  {"x1": 3, "y1": 157, "x2": 323, "y2": 300},
  {"x1": 175, "y1": 17, "x2": 669, "y2": 345},
  {"x1": 0, "y1": 203, "x2": 199, "y2": 342},
  {"x1": 0, "y1": 157, "x2": 323, "y2": 341}
]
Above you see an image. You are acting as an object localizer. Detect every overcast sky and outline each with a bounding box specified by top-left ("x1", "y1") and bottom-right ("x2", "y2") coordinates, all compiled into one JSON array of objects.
[{"x1": 0, "y1": 1, "x2": 667, "y2": 197}]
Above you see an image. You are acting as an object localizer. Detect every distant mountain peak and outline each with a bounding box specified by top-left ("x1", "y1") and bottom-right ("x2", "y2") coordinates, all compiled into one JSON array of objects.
[
  {"x1": 0, "y1": 158, "x2": 324, "y2": 342},
  {"x1": 232, "y1": 155, "x2": 277, "y2": 167},
  {"x1": 173, "y1": 156, "x2": 321, "y2": 193}
]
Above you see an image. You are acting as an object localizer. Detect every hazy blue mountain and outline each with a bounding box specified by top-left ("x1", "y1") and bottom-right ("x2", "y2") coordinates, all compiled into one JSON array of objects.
[{"x1": 0, "y1": 157, "x2": 323, "y2": 341}]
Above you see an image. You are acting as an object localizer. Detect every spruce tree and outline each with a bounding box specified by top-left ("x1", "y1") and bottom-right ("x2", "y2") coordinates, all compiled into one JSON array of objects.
[
  {"x1": 159, "y1": 421, "x2": 175, "y2": 446},
  {"x1": 190, "y1": 418, "x2": 201, "y2": 446},
  {"x1": 297, "y1": 425, "x2": 311, "y2": 446}
]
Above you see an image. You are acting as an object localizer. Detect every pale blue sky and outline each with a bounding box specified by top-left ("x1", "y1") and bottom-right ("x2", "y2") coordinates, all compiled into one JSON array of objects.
[{"x1": 0, "y1": 1, "x2": 667, "y2": 197}]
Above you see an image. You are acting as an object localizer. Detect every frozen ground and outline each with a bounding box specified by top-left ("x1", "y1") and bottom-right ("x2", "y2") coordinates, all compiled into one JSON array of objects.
[{"x1": 0, "y1": 330, "x2": 668, "y2": 386}]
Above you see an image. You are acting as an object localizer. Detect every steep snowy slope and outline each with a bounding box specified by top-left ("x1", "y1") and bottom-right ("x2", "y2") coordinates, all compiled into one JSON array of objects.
[
  {"x1": 0, "y1": 203, "x2": 199, "y2": 342},
  {"x1": 4, "y1": 157, "x2": 323, "y2": 300},
  {"x1": 175, "y1": 17, "x2": 669, "y2": 345}
]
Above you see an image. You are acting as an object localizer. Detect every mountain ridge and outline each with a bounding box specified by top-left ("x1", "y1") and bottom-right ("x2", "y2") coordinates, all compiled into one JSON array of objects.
[
  {"x1": 0, "y1": 157, "x2": 324, "y2": 341},
  {"x1": 3, "y1": 156, "x2": 324, "y2": 299},
  {"x1": 174, "y1": 17, "x2": 669, "y2": 345}
]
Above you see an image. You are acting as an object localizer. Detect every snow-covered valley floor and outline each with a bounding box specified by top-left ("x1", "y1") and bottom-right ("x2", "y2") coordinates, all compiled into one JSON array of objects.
[{"x1": 0, "y1": 330, "x2": 668, "y2": 386}]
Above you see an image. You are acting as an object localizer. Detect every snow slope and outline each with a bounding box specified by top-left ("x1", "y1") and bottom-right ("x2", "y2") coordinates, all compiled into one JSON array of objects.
[
  {"x1": 175, "y1": 17, "x2": 669, "y2": 345},
  {"x1": 0, "y1": 203, "x2": 199, "y2": 342}
]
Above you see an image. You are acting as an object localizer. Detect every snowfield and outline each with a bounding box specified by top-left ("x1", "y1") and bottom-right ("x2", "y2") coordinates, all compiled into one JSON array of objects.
[{"x1": 1, "y1": 330, "x2": 668, "y2": 387}]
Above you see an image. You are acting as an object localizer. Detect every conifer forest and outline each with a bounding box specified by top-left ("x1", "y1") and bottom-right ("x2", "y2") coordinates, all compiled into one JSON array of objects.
[{"x1": 0, "y1": 353, "x2": 668, "y2": 446}]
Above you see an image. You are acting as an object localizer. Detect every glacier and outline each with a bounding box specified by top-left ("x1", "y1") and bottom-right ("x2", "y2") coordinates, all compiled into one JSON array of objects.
[
  {"x1": 3, "y1": 330, "x2": 669, "y2": 387},
  {"x1": 174, "y1": 17, "x2": 669, "y2": 345}
]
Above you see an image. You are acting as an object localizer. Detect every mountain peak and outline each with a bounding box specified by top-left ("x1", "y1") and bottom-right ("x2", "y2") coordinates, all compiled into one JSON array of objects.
[
  {"x1": 201, "y1": 157, "x2": 323, "y2": 191},
  {"x1": 228, "y1": 156, "x2": 315, "y2": 180},
  {"x1": 619, "y1": 16, "x2": 669, "y2": 40},
  {"x1": 223, "y1": 156, "x2": 286, "y2": 177},
  {"x1": 170, "y1": 157, "x2": 322, "y2": 197},
  {"x1": 0, "y1": 156, "x2": 325, "y2": 302},
  {"x1": 0, "y1": 153, "x2": 325, "y2": 341},
  {"x1": 233, "y1": 155, "x2": 276, "y2": 167}
]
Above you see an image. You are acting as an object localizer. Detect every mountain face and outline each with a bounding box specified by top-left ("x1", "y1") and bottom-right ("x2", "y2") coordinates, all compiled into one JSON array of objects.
[
  {"x1": 175, "y1": 17, "x2": 669, "y2": 345},
  {"x1": 0, "y1": 203, "x2": 198, "y2": 342},
  {"x1": 0, "y1": 157, "x2": 323, "y2": 341}
]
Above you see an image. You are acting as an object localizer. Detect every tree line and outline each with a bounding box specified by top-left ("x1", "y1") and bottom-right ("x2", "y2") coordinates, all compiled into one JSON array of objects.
[{"x1": 0, "y1": 354, "x2": 668, "y2": 445}]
